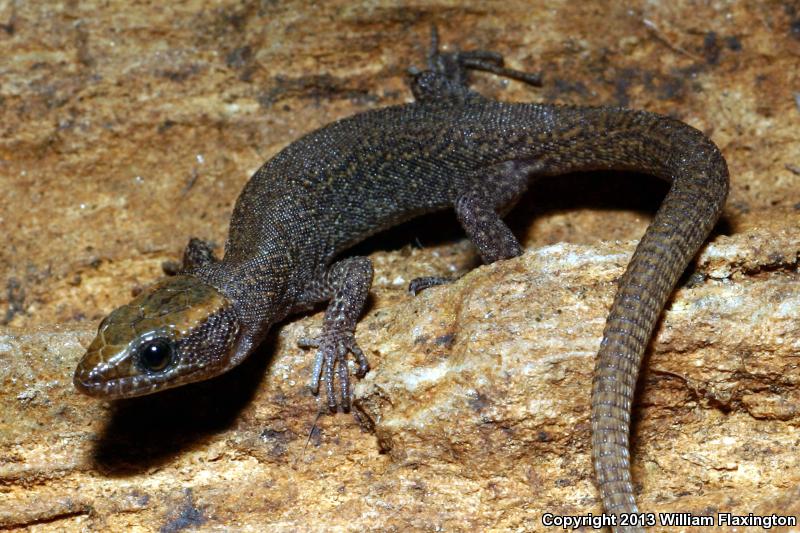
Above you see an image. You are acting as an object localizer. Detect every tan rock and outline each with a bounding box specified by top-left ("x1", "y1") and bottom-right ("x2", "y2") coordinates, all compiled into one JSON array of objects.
[{"x1": 1, "y1": 1, "x2": 799, "y2": 531}]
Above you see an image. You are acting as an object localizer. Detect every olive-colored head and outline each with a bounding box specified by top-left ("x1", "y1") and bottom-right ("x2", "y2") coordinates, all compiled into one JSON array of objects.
[{"x1": 74, "y1": 275, "x2": 239, "y2": 399}]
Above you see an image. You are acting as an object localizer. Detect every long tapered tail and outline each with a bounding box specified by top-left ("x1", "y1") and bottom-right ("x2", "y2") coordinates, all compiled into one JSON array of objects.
[
  {"x1": 537, "y1": 106, "x2": 729, "y2": 531},
  {"x1": 593, "y1": 177, "x2": 725, "y2": 521}
]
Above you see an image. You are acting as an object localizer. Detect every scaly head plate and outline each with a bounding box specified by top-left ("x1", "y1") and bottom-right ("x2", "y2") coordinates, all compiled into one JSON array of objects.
[{"x1": 74, "y1": 275, "x2": 239, "y2": 399}]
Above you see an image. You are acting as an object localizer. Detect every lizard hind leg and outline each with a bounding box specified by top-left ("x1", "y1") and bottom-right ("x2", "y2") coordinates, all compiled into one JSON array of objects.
[
  {"x1": 409, "y1": 161, "x2": 531, "y2": 294},
  {"x1": 408, "y1": 189, "x2": 524, "y2": 295},
  {"x1": 409, "y1": 25, "x2": 542, "y2": 101}
]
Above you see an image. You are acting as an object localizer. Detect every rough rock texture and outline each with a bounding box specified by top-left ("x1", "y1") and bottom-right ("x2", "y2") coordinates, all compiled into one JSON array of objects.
[{"x1": 1, "y1": 1, "x2": 799, "y2": 531}]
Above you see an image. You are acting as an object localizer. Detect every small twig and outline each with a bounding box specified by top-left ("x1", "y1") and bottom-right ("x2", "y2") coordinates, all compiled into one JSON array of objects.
[
  {"x1": 643, "y1": 18, "x2": 703, "y2": 61},
  {"x1": 181, "y1": 167, "x2": 200, "y2": 196},
  {"x1": 301, "y1": 410, "x2": 324, "y2": 461},
  {"x1": 785, "y1": 163, "x2": 800, "y2": 176}
]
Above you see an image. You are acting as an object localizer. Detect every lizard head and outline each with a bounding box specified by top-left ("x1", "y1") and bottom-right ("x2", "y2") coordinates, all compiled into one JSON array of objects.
[{"x1": 74, "y1": 275, "x2": 240, "y2": 399}]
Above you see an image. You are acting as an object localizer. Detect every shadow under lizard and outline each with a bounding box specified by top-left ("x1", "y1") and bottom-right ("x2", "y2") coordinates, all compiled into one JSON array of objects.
[{"x1": 74, "y1": 28, "x2": 729, "y2": 532}]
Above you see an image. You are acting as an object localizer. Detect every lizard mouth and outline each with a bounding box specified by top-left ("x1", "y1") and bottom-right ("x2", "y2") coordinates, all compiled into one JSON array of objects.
[
  {"x1": 73, "y1": 373, "x2": 125, "y2": 398},
  {"x1": 72, "y1": 372, "x2": 107, "y2": 397},
  {"x1": 73, "y1": 364, "x2": 179, "y2": 399}
]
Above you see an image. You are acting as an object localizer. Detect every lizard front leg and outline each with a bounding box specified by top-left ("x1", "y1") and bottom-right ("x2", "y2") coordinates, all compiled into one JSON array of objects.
[
  {"x1": 295, "y1": 256, "x2": 373, "y2": 412},
  {"x1": 161, "y1": 237, "x2": 218, "y2": 276}
]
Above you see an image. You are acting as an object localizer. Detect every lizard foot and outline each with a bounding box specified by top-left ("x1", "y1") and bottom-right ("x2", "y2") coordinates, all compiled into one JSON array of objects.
[
  {"x1": 415, "y1": 25, "x2": 543, "y2": 87},
  {"x1": 298, "y1": 330, "x2": 370, "y2": 412}
]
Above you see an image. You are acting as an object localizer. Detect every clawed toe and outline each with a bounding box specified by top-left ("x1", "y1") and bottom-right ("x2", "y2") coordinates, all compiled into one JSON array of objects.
[
  {"x1": 297, "y1": 336, "x2": 320, "y2": 348},
  {"x1": 408, "y1": 276, "x2": 453, "y2": 295},
  {"x1": 299, "y1": 330, "x2": 370, "y2": 413}
]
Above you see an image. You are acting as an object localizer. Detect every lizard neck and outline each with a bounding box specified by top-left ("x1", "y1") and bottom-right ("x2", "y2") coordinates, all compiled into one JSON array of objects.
[{"x1": 192, "y1": 250, "x2": 303, "y2": 368}]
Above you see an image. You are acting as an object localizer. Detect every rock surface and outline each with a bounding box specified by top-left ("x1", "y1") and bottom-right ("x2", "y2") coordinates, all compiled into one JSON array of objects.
[{"x1": 1, "y1": 1, "x2": 799, "y2": 531}]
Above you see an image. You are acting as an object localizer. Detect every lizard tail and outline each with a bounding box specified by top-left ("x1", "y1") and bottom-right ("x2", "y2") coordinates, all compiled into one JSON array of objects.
[
  {"x1": 593, "y1": 112, "x2": 727, "y2": 531},
  {"x1": 542, "y1": 107, "x2": 729, "y2": 531}
]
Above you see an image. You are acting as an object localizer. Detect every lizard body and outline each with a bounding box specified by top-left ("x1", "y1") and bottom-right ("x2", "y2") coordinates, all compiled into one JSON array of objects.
[{"x1": 74, "y1": 30, "x2": 729, "y2": 532}]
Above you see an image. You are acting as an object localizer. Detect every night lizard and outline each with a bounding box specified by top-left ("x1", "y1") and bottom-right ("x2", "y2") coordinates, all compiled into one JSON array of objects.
[{"x1": 74, "y1": 28, "x2": 729, "y2": 532}]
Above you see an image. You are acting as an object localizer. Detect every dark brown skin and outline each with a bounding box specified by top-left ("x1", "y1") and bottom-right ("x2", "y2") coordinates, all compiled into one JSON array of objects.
[{"x1": 74, "y1": 29, "x2": 728, "y2": 532}]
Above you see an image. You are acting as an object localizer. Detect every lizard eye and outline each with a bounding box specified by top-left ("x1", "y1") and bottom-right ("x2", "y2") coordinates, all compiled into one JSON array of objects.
[{"x1": 136, "y1": 338, "x2": 176, "y2": 373}]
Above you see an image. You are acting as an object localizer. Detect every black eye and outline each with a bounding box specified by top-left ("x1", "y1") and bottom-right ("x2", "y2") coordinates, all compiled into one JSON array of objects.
[{"x1": 137, "y1": 338, "x2": 175, "y2": 372}]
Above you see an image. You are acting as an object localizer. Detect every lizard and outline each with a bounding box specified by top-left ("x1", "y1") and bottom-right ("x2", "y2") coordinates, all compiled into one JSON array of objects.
[{"x1": 73, "y1": 27, "x2": 729, "y2": 532}]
